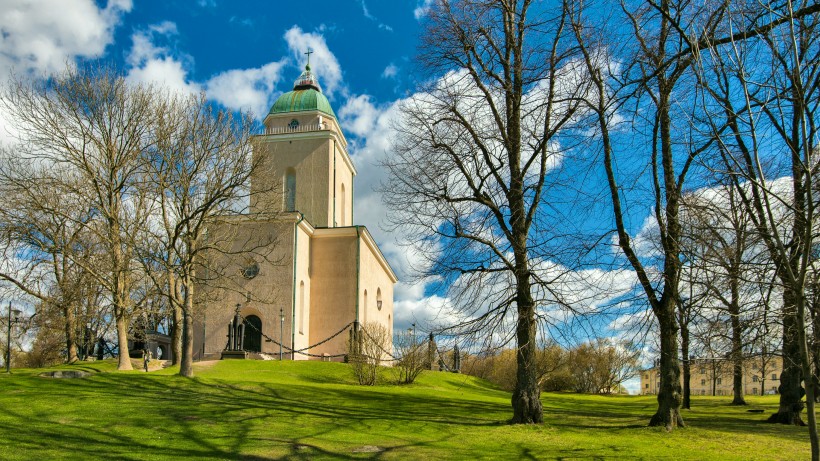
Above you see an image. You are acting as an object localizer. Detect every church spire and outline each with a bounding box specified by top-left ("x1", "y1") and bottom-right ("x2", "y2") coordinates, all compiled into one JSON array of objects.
[{"x1": 293, "y1": 48, "x2": 322, "y2": 92}]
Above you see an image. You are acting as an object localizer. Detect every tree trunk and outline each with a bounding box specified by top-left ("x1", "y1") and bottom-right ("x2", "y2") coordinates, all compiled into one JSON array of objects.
[
  {"x1": 730, "y1": 279, "x2": 746, "y2": 405},
  {"x1": 63, "y1": 305, "x2": 79, "y2": 363},
  {"x1": 679, "y1": 306, "x2": 691, "y2": 409},
  {"x1": 114, "y1": 307, "x2": 132, "y2": 371},
  {"x1": 169, "y1": 271, "x2": 183, "y2": 365},
  {"x1": 768, "y1": 288, "x2": 805, "y2": 425},
  {"x1": 180, "y1": 310, "x2": 193, "y2": 377},
  {"x1": 172, "y1": 304, "x2": 183, "y2": 365},
  {"x1": 813, "y1": 309, "x2": 820, "y2": 403},
  {"x1": 179, "y1": 273, "x2": 195, "y2": 377},
  {"x1": 511, "y1": 271, "x2": 543, "y2": 424},
  {"x1": 649, "y1": 309, "x2": 684, "y2": 430}
]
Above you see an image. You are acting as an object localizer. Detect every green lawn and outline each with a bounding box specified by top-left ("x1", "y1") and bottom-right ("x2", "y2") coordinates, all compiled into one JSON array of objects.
[{"x1": 0, "y1": 360, "x2": 809, "y2": 460}]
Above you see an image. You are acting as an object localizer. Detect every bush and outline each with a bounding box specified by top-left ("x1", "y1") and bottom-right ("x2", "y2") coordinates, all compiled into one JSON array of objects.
[{"x1": 347, "y1": 322, "x2": 390, "y2": 385}]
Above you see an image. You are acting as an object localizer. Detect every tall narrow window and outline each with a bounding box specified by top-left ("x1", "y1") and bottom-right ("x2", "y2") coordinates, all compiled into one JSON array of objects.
[
  {"x1": 340, "y1": 183, "x2": 346, "y2": 226},
  {"x1": 363, "y1": 289, "x2": 368, "y2": 323},
  {"x1": 299, "y1": 281, "x2": 305, "y2": 334},
  {"x1": 376, "y1": 288, "x2": 383, "y2": 311},
  {"x1": 285, "y1": 168, "x2": 296, "y2": 211}
]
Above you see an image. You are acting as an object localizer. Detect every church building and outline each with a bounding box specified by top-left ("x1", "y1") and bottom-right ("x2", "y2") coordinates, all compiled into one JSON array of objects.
[{"x1": 193, "y1": 61, "x2": 397, "y2": 361}]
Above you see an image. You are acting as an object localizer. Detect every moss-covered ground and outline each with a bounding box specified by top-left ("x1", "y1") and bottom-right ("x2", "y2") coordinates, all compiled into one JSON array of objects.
[{"x1": 0, "y1": 360, "x2": 809, "y2": 460}]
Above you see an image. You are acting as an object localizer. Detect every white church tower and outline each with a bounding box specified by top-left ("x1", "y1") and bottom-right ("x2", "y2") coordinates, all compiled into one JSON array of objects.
[{"x1": 194, "y1": 58, "x2": 397, "y2": 361}]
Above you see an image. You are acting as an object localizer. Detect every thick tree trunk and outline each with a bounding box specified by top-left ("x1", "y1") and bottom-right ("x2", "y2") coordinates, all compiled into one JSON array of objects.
[
  {"x1": 649, "y1": 309, "x2": 684, "y2": 430},
  {"x1": 179, "y1": 273, "x2": 195, "y2": 377},
  {"x1": 63, "y1": 305, "x2": 79, "y2": 363},
  {"x1": 169, "y1": 272, "x2": 183, "y2": 365},
  {"x1": 180, "y1": 310, "x2": 193, "y2": 377},
  {"x1": 768, "y1": 289, "x2": 805, "y2": 425},
  {"x1": 114, "y1": 308, "x2": 132, "y2": 371},
  {"x1": 172, "y1": 304, "x2": 183, "y2": 365},
  {"x1": 511, "y1": 278, "x2": 543, "y2": 424}
]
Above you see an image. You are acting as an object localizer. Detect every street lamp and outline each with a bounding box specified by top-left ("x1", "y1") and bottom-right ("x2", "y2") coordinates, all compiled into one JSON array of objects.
[
  {"x1": 279, "y1": 307, "x2": 285, "y2": 361},
  {"x1": 6, "y1": 304, "x2": 21, "y2": 373}
]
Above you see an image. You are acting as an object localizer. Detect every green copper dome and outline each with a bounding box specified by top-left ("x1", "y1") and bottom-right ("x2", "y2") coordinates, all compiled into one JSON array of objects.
[
  {"x1": 268, "y1": 64, "x2": 336, "y2": 118},
  {"x1": 269, "y1": 88, "x2": 336, "y2": 118}
]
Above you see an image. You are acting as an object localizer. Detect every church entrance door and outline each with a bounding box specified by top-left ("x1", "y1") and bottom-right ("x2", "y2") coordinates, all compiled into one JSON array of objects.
[{"x1": 243, "y1": 315, "x2": 262, "y2": 352}]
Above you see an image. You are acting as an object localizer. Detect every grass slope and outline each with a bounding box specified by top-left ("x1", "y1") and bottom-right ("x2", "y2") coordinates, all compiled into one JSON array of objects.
[{"x1": 0, "y1": 360, "x2": 809, "y2": 460}]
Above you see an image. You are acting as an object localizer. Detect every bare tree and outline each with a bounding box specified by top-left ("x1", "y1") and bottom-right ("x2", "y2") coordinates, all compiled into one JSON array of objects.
[
  {"x1": 681, "y1": 184, "x2": 766, "y2": 405},
  {"x1": 568, "y1": 0, "x2": 729, "y2": 428},
  {"x1": 393, "y1": 329, "x2": 426, "y2": 384},
  {"x1": 685, "y1": 1, "x2": 820, "y2": 455},
  {"x1": 0, "y1": 65, "x2": 158, "y2": 370},
  {"x1": 137, "y1": 92, "x2": 260, "y2": 377},
  {"x1": 0, "y1": 152, "x2": 102, "y2": 364},
  {"x1": 348, "y1": 321, "x2": 391, "y2": 386},
  {"x1": 383, "y1": 0, "x2": 587, "y2": 424}
]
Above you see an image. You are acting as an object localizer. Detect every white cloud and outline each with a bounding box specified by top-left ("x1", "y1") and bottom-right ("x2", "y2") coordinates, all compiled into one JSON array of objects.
[
  {"x1": 0, "y1": 0, "x2": 131, "y2": 146},
  {"x1": 283, "y1": 26, "x2": 344, "y2": 97},
  {"x1": 414, "y1": 0, "x2": 435, "y2": 20},
  {"x1": 0, "y1": 0, "x2": 131, "y2": 76},
  {"x1": 382, "y1": 64, "x2": 398, "y2": 79},
  {"x1": 205, "y1": 61, "x2": 287, "y2": 117},
  {"x1": 124, "y1": 24, "x2": 200, "y2": 95}
]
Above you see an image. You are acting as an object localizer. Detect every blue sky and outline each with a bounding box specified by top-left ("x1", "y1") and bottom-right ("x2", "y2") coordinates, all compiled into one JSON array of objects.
[
  {"x1": 0, "y1": 1, "x2": 652, "y2": 367},
  {"x1": 0, "y1": 0, "x2": 442, "y2": 324}
]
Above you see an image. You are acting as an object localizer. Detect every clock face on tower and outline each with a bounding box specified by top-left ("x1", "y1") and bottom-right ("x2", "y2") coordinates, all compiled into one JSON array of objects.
[{"x1": 288, "y1": 119, "x2": 299, "y2": 130}]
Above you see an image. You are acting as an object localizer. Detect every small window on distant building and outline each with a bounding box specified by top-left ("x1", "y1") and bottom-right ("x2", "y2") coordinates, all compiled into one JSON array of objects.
[
  {"x1": 645, "y1": 383, "x2": 649, "y2": 389},
  {"x1": 753, "y1": 388, "x2": 758, "y2": 395},
  {"x1": 717, "y1": 378, "x2": 722, "y2": 385},
  {"x1": 772, "y1": 374, "x2": 777, "y2": 380},
  {"x1": 752, "y1": 363, "x2": 758, "y2": 370},
  {"x1": 699, "y1": 367, "x2": 706, "y2": 374},
  {"x1": 753, "y1": 375, "x2": 759, "y2": 382},
  {"x1": 701, "y1": 379, "x2": 706, "y2": 385}
]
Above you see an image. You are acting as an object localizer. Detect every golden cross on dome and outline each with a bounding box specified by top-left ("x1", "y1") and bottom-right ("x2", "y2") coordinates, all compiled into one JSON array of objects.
[{"x1": 305, "y1": 48, "x2": 314, "y2": 68}]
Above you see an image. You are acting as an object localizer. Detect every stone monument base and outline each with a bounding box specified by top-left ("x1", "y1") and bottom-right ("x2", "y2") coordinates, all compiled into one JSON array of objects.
[{"x1": 221, "y1": 350, "x2": 248, "y2": 360}]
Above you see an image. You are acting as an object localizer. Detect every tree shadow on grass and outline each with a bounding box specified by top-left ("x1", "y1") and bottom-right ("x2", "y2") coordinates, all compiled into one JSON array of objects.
[{"x1": 0, "y1": 369, "x2": 509, "y2": 460}]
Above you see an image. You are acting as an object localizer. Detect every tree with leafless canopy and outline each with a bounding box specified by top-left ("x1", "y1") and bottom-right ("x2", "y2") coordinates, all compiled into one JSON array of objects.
[{"x1": 382, "y1": 0, "x2": 588, "y2": 423}]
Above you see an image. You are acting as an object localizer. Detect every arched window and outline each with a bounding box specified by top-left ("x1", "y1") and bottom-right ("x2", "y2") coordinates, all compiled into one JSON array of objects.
[
  {"x1": 376, "y1": 288, "x2": 383, "y2": 311},
  {"x1": 299, "y1": 281, "x2": 305, "y2": 334},
  {"x1": 285, "y1": 168, "x2": 296, "y2": 211},
  {"x1": 363, "y1": 289, "x2": 368, "y2": 323},
  {"x1": 340, "y1": 183, "x2": 346, "y2": 226}
]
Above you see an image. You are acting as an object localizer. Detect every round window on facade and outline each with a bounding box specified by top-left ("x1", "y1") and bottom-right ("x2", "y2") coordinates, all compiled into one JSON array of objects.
[
  {"x1": 289, "y1": 119, "x2": 300, "y2": 130},
  {"x1": 241, "y1": 261, "x2": 259, "y2": 279}
]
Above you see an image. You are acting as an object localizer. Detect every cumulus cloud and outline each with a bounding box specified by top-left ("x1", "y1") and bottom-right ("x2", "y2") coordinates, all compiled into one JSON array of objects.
[
  {"x1": 414, "y1": 0, "x2": 435, "y2": 20},
  {"x1": 283, "y1": 26, "x2": 344, "y2": 97},
  {"x1": 0, "y1": 0, "x2": 131, "y2": 76},
  {"x1": 125, "y1": 22, "x2": 201, "y2": 95},
  {"x1": 205, "y1": 61, "x2": 287, "y2": 117},
  {"x1": 0, "y1": 0, "x2": 132, "y2": 145},
  {"x1": 381, "y1": 64, "x2": 398, "y2": 79}
]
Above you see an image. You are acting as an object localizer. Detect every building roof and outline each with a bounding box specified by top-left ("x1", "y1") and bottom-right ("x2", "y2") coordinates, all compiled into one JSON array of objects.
[{"x1": 268, "y1": 65, "x2": 336, "y2": 118}]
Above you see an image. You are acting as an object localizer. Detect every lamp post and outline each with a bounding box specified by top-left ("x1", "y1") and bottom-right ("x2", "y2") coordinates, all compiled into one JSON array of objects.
[
  {"x1": 6, "y1": 303, "x2": 21, "y2": 373},
  {"x1": 279, "y1": 307, "x2": 284, "y2": 361}
]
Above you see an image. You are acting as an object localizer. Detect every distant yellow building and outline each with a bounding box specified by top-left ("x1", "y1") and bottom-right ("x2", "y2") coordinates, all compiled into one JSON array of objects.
[
  {"x1": 193, "y1": 62, "x2": 397, "y2": 361},
  {"x1": 640, "y1": 355, "x2": 783, "y2": 396}
]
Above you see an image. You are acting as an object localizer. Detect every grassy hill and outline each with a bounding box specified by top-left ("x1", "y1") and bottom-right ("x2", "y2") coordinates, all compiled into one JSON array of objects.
[{"x1": 0, "y1": 360, "x2": 809, "y2": 460}]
